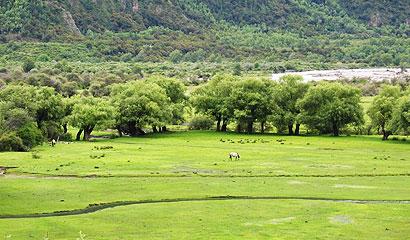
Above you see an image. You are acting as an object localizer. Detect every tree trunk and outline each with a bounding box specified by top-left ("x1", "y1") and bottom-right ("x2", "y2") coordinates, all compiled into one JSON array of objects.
[
  {"x1": 247, "y1": 120, "x2": 253, "y2": 134},
  {"x1": 83, "y1": 131, "x2": 90, "y2": 141},
  {"x1": 236, "y1": 122, "x2": 242, "y2": 133},
  {"x1": 216, "y1": 116, "x2": 221, "y2": 132},
  {"x1": 36, "y1": 119, "x2": 43, "y2": 130},
  {"x1": 221, "y1": 119, "x2": 228, "y2": 132},
  {"x1": 261, "y1": 121, "x2": 265, "y2": 133},
  {"x1": 137, "y1": 127, "x2": 146, "y2": 135},
  {"x1": 332, "y1": 123, "x2": 339, "y2": 136},
  {"x1": 63, "y1": 123, "x2": 68, "y2": 134},
  {"x1": 295, "y1": 124, "x2": 301, "y2": 136},
  {"x1": 128, "y1": 121, "x2": 138, "y2": 136},
  {"x1": 83, "y1": 126, "x2": 94, "y2": 141},
  {"x1": 161, "y1": 126, "x2": 167, "y2": 132},
  {"x1": 382, "y1": 126, "x2": 390, "y2": 140},
  {"x1": 117, "y1": 126, "x2": 123, "y2": 137},
  {"x1": 76, "y1": 129, "x2": 83, "y2": 141},
  {"x1": 288, "y1": 124, "x2": 294, "y2": 135},
  {"x1": 152, "y1": 126, "x2": 158, "y2": 133}
]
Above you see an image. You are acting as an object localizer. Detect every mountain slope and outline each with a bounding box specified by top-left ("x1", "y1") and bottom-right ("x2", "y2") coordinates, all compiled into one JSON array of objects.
[{"x1": 0, "y1": 0, "x2": 409, "y2": 39}]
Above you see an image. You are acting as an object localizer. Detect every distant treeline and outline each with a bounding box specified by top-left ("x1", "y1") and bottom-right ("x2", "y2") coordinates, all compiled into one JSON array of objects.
[{"x1": 1, "y1": 28, "x2": 409, "y2": 70}]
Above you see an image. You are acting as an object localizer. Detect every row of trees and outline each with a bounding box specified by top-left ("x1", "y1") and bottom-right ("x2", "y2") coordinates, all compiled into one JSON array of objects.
[
  {"x1": 192, "y1": 75, "x2": 365, "y2": 136},
  {"x1": 192, "y1": 74, "x2": 410, "y2": 138},
  {"x1": 0, "y1": 77, "x2": 186, "y2": 151},
  {"x1": 0, "y1": 85, "x2": 65, "y2": 151},
  {"x1": 193, "y1": 75, "x2": 410, "y2": 138},
  {"x1": 1, "y1": 74, "x2": 409, "y2": 151},
  {"x1": 2, "y1": 26, "x2": 409, "y2": 70},
  {"x1": 368, "y1": 85, "x2": 410, "y2": 140}
]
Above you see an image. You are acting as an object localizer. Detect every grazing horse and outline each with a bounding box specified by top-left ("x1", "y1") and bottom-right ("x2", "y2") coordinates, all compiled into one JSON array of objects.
[{"x1": 229, "y1": 152, "x2": 240, "y2": 160}]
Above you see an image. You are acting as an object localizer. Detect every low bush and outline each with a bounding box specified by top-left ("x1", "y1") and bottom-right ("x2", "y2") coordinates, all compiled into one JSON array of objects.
[
  {"x1": 41, "y1": 122, "x2": 63, "y2": 140},
  {"x1": 0, "y1": 132, "x2": 26, "y2": 152},
  {"x1": 22, "y1": 60, "x2": 36, "y2": 73},
  {"x1": 17, "y1": 123, "x2": 44, "y2": 149},
  {"x1": 189, "y1": 116, "x2": 214, "y2": 130},
  {"x1": 59, "y1": 132, "x2": 73, "y2": 142},
  {"x1": 0, "y1": 79, "x2": 5, "y2": 89},
  {"x1": 32, "y1": 151, "x2": 41, "y2": 159}
]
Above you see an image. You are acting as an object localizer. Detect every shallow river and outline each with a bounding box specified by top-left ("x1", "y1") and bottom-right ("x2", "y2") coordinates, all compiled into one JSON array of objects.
[{"x1": 272, "y1": 68, "x2": 410, "y2": 82}]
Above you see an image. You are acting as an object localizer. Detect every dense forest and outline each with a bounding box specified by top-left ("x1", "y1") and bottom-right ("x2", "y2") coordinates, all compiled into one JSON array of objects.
[
  {"x1": 0, "y1": 0, "x2": 409, "y2": 70},
  {"x1": 1, "y1": 0, "x2": 409, "y2": 38}
]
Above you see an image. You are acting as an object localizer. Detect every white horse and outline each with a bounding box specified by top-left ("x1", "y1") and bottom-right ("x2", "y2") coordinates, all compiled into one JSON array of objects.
[{"x1": 229, "y1": 152, "x2": 240, "y2": 160}]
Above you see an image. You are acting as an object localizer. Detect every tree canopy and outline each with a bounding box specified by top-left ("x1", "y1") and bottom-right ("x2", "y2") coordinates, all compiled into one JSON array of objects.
[
  {"x1": 111, "y1": 80, "x2": 172, "y2": 136},
  {"x1": 298, "y1": 82, "x2": 364, "y2": 136},
  {"x1": 230, "y1": 78, "x2": 276, "y2": 133},
  {"x1": 191, "y1": 74, "x2": 237, "y2": 132},
  {"x1": 367, "y1": 85, "x2": 401, "y2": 140},
  {"x1": 68, "y1": 96, "x2": 115, "y2": 141},
  {"x1": 271, "y1": 74, "x2": 308, "y2": 135}
]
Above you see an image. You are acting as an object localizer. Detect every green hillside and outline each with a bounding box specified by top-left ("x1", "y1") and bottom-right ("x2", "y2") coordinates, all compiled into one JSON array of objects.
[
  {"x1": 0, "y1": 0, "x2": 409, "y2": 71},
  {"x1": 1, "y1": 0, "x2": 409, "y2": 39}
]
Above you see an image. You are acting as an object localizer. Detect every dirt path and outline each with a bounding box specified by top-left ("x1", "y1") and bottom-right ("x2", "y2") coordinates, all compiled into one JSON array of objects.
[
  {"x1": 0, "y1": 167, "x2": 17, "y2": 176},
  {"x1": 1, "y1": 196, "x2": 409, "y2": 219}
]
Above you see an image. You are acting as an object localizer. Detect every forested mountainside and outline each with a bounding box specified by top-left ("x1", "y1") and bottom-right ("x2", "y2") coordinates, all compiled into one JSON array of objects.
[
  {"x1": 0, "y1": 0, "x2": 409, "y2": 39},
  {"x1": 0, "y1": 0, "x2": 409, "y2": 71}
]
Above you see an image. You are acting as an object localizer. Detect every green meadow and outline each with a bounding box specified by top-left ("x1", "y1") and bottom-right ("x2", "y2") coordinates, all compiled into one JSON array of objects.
[{"x1": 1, "y1": 131, "x2": 409, "y2": 239}]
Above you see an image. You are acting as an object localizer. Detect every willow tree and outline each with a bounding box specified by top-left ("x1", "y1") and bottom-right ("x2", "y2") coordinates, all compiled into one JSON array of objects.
[
  {"x1": 272, "y1": 74, "x2": 308, "y2": 135},
  {"x1": 191, "y1": 74, "x2": 237, "y2": 132},
  {"x1": 390, "y1": 94, "x2": 410, "y2": 135},
  {"x1": 298, "y1": 82, "x2": 364, "y2": 136},
  {"x1": 68, "y1": 96, "x2": 115, "y2": 141},
  {"x1": 111, "y1": 81, "x2": 172, "y2": 136},
  {"x1": 146, "y1": 76, "x2": 187, "y2": 132},
  {"x1": 367, "y1": 85, "x2": 401, "y2": 140},
  {"x1": 229, "y1": 78, "x2": 276, "y2": 134}
]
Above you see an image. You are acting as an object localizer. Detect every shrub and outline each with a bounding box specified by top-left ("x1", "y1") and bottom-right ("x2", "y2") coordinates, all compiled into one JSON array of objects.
[
  {"x1": 22, "y1": 60, "x2": 36, "y2": 73},
  {"x1": 0, "y1": 132, "x2": 26, "y2": 152},
  {"x1": 120, "y1": 53, "x2": 133, "y2": 62},
  {"x1": 37, "y1": 54, "x2": 50, "y2": 62},
  {"x1": 41, "y1": 121, "x2": 63, "y2": 140},
  {"x1": 169, "y1": 50, "x2": 183, "y2": 63},
  {"x1": 32, "y1": 151, "x2": 41, "y2": 159},
  {"x1": 0, "y1": 79, "x2": 5, "y2": 89},
  {"x1": 59, "y1": 132, "x2": 73, "y2": 142},
  {"x1": 189, "y1": 116, "x2": 214, "y2": 130},
  {"x1": 61, "y1": 81, "x2": 78, "y2": 97},
  {"x1": 233, "y1": 63, "x2": 242, "y2": 76},
  {"x1": 17, "y1": 123, "x2": 44, "y2": 149}
]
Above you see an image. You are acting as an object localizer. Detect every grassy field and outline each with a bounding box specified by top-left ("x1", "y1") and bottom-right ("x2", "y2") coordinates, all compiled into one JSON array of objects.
[{"x1": 0, "y1": 131, "x2": 409, "y2": 239}]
